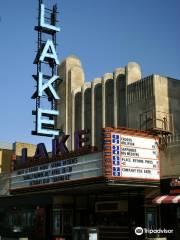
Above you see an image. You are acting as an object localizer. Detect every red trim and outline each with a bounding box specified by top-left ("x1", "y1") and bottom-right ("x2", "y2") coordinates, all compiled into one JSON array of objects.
[
  {"x1": 103, "y1": 127, "x2": 160, "y2": 140},
  {"x1": 170, "y1": 189, "x2": 180, "y2": 194},
  {"x1": 153, "y1": 195, "x2": 180, "y2": 204},
  {"x1": 164, "y1": 195, "x2": 177, "y2": 204}
]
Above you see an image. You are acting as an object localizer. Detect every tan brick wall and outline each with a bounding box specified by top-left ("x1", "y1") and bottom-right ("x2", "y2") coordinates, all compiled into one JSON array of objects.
[
  {"x1": 1, "y1": 149, "x2": 12, "y2": 173},
  {"x1": 160, "y1": 142, "x2": 180, "y2": 178}
]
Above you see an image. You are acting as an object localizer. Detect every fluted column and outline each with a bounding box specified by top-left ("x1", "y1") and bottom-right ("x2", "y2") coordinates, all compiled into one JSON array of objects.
[
  {"x1": 125, "y1": 62, "x2": 141, "y2": 127},
  {"x1": 114, "y1": 68, "x2": 125, "y2": 128},
  {"x1": 81, "y1": 83, "x2": 91, "y2": 130},
  {"x1": 92, "y1": 78, "x2": 102, "y2": 148},
  {"x1": 57, "y1": 56, "x2": 85, "y2": 150},
  {"x1": 71, "y1": 88, "x2": 81, "y2": 150},
  {"x1": 102, "y1": 73, "x2": 113, "y2": 127}
]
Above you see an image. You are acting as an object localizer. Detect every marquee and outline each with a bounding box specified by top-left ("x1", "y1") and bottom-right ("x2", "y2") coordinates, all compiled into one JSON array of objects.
[{"x1": 103, "y1": 128, "x2": 160, "y2": 180}]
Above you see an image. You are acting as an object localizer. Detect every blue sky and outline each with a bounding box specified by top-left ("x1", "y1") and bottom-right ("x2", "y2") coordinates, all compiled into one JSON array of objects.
[{"x1": 0, "y1": 0, "x2": 180, "y2": 149}]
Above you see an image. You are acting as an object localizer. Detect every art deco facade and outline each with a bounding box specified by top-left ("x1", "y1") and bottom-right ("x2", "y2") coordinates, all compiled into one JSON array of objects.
[
  {"x1": 56, "y1": 56, "x2": 180, "y2": 179},
  {"x1": 56, "y1": 56, "x2": 142, "y2": 150}
]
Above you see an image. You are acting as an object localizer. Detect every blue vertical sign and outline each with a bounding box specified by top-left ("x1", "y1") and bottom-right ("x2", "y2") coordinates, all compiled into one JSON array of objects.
[
  {"x1": 111, "y1": 133, "x2": 121, "y2": 176},
  {"x1": 32, "y1": 2, "x2": 61, "y2": 137}
]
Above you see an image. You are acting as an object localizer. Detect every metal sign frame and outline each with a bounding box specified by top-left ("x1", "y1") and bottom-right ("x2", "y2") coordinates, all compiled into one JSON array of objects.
[{"x1": 32, "y1": 0, "x2": 61, "y2": 137}]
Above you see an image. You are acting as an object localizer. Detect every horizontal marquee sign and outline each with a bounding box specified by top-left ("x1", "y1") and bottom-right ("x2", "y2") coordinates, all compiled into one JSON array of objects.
[
  {"x1": 11, "y1": 152, "x2": 102, "y2": 190},
  {"x1": 103, "y1": 128, "x2": 160, "y2": 180},
  {"x1": 10, "y1": 128, "x2": 160, "y2": 192}
]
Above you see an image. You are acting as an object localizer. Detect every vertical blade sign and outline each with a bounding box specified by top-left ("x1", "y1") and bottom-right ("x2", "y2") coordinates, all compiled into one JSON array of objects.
[{"x1": 32, "y1": 2, "x2": 60, "y2": 137}]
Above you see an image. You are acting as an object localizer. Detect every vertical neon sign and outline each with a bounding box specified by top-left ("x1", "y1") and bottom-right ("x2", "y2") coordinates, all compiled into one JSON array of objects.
[{"x1": 32, "y1": 1, "x2": 60, "y2": 137}]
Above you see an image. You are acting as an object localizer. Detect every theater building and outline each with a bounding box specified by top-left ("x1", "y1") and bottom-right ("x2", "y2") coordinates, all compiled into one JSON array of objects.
[
  {"x1": 56, "y1": 56, "x2": 180, "y2": 150},
  {"x1": 0, "y1": 56, "x2": 180, "y2": 240},
  {"x1": 1, "y1": 128, "x2": 159, "y2": 240}
]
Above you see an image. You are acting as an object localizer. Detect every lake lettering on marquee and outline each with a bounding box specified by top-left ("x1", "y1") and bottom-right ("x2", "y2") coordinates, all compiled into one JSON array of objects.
[{"x1": 21, "y1": 130, "x2": 90, "y2": 162}]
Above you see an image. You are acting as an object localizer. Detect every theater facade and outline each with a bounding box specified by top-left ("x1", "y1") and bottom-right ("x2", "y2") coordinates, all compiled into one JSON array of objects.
[
  {"x1": 0, "y1": 127, "x2": 160, "y2": 240},
  {"x1": 0, "y1": 0, "x2": 180, "y2": 239},
  {"x1": 1, "y1": 53, "x2": 180, "y2": 239}
]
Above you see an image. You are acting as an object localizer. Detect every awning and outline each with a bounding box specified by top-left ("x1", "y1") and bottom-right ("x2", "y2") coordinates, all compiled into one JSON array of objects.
[{"x1": 153, "y1": 195, "x2": 180, "y2": 204}]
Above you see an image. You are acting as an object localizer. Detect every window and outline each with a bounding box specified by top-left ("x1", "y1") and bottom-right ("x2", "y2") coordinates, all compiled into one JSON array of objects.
[
  {"x1": 145, "y1": 207, "x2": 157, "y2": 229},
  {"x1": 52, "y1": 208, "x2": 73, "y2": 236},
  {"x1": 53, "y1": 208, "x2": 62, "y2": 235}
]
